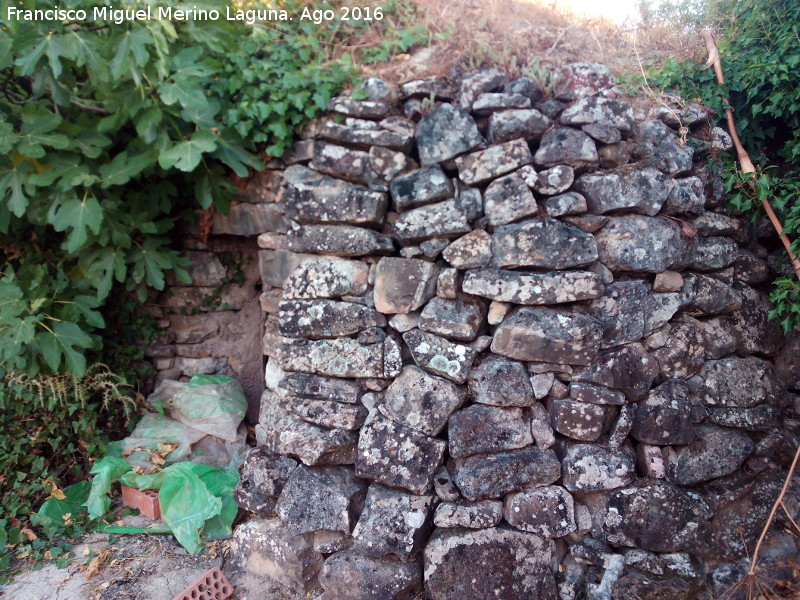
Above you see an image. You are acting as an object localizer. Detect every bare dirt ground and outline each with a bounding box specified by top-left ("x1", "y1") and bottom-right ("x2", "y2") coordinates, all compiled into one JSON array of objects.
[{"x1": 1, "y1": 513, "x2": 316, "y2": 600}]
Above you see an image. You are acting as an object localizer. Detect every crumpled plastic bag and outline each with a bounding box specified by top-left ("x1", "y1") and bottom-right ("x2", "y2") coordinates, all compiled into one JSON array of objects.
[
  {"x1": 88, "y1": 460, "x2": 240, "y2": 554},
  {"x1": 170, "y1": 374, "x2": 247, "y2": 442}
]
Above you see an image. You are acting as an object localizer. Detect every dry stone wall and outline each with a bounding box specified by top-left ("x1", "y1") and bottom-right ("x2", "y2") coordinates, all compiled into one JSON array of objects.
[{"x1": 228, "y1": 63, "x2": 800, "y2": 599}]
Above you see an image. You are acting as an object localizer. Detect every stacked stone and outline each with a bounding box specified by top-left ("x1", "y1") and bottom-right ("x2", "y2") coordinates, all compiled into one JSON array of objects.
[{"x1": 232, "y1": 63, "x2": 799, "y2": 599}]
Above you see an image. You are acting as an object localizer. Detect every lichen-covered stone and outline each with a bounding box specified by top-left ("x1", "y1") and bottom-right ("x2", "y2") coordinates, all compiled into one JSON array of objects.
[
  {"x1": 278, "y1": 300, "x2": 381, "y2": 338},
  {"x1": 328, "y1": 96, "x2": 390, "y2": 119},
  {"x1": 491, "y1": 307, "x2": 603, "y2": 365},
  {"x1": 390, "y1": 165, "x2": 454, "y2": 211},
  {"x1": 278, "y1": 338, "x2": 390, "y2": 379},
  {"x1": 393, "y1": 199, "x2": 472, "y2": 243},
  {"x1": 424, "y1": 526, "x2": 556, "y2": 600},
  {"x1": 355, "y1": 413, "x2": 446, "y2": 494},
  {"x1": 545, "y1": 191, "x2": 587, "y2": 217},
  {"x1": 574, "y1": 168, "x2": 672, "y2": 216},
  {"x1": 456, "y1": 139, "x2": 534, "y2": 185},
  {"x1": 231, "y1": 517, "x2": 323, "y2": 592},
  {"x1": 635, "y1": 120, "x2": 694, "y2": 176},
  {"x1": 263, "y1": 415, "x2": 358, "y2": 466},
  {"x1": 665, "y1": 426, "x2": 755, "y2": 485},
  {"x1": 663, "y1": 176, "x2": 705, "y2": 215},
  {"x1": 560, "y1": 96, "x2": 635, "y2": 131},
  {"x1": 605, "y1": 481, "x2": 711, "y2": 553},
  {"x1": 487, "y1": 108, "x2": 552, "y2": 144},
  {"x1": 582, "y1": 123, "x2": 621, "y2": 143},
  {"x1": 689, "y1": 236, "x2": 740, "y2": 271},
  {"x1": 651, "y1": 321, "x2": 706, "y2": 378},
  {"x1": 318, "y1": 119, "x2": 411, "y2": 151},
  {"x1": 373, "y1": 257, "x2": 439, "y2": 314},
  {"x1": 534, "y1": 127, "x2": 598, "y2": 168},
  {"x1": 402, "y1": 329, "x2": 476, "y2": 384},
  {"x1": 451, "y1": 447, "x2": 561, "y2": 501},
  {"x1": 630, "y1": 379, "x2": 694, "y2": 445},
  {"x1": 483, "y1": 170, "x2": 538, "y2": 226},
  {"x1": 681, "y1": 273, "x2": 742, "y2": 315},
  {"x1": 276, "y1": 465, "x2": 367, "y2": 535},
  {"x1": 587, "y1": 280, "x2": 681, "y2": 347},
  {"x1": 462, "y1": 269, "x2": 604, "y2": 305},
  {"x1": 533, "y1": 165, "x2": 574, "y2": 195},
  {"x1": 352, "y1": 484, "x2": 437, "y2": 560},
  {"x1": 415, "y1": 104, "x2": 484, "y2": 166},
  {"x1": 561, "y1": 442, "x2": 636, "y2": 492},
  {"x1": 318, "y1": 551, "x2": 422, "y2": 600},
  {"x1": 553, "y1": 62, "x2": 617, "y2": 100},
  {"x1": 277, "y1": 371, "x2": 363, "y2": 404},
  {"x1": 419, "y1": 296, "x2": 486, "y2": 342},
  {"x1": 492, "y1": 218, "x2": 598, "y2": 269},
  {"x1": 283, "y1": 257, "x2": 369, "y2": 300},
  {"x1": 594, "y1": 215, "x2": 688, "y2": 272},
  {"x1": 287, "y1": 398, "x2": 368, "y2": 431},
  {"x1": 235, "y1": 448, "x2": 298, "y2": 515},
  {"x1": 382, "y1": 365, "x2": 466, "y2": 436},
  {"x1": 442, "y1": 230, "x2": 492, "y2": 269},
  {"x1": 448, "y1": 404, "x2": 532, "y2": 458},
  {"x1": 467, "y1": 356, "x2": 535, "y2": 407},
  {"x1": 504, "y1": 485, "x2": 576, "y2": 538},
  {"x1": 289, "y1": 225, "x2": 394, "y2": 257},
  {"x1": 569, "y1": 382, "x2": 625, "y2": 405},
  {"x1": 691, "y1": 357, "x2": 781, "y2": 408},
  {"x1": 434, "y1": 500, "x2": 503, "y2": 529},
  {"x1": 459, "y1": 68, "x2": 506, "y2": 109},
  {"x1": 473, "y1": 92, "x2": 531, "y2": 113},
  {"x1": 283, "y1": 166, "x2": 388, "y2": 226},
  {"x1": 550, "y1": 398, "x2": 609, "y2": 442},
  {"x1": 573, "y1": 342, "x2": 658, "y2": 400}
]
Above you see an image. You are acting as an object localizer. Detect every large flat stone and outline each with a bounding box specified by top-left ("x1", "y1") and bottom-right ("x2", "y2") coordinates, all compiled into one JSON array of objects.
[
  {"x1": 451, "y1": 447, "x2": 561, "y2": 501},
  {"x1": 288, "y1": 225, "x2": 394, "y2": 257},
  {"x1": 561, "y1": 442, "x2": 636, "y2": 492},
  {"x1": 595, "y1": 215, "x2": 688, "y2": 272},
  {"x1": 418, "y1": 296, "x2": 487, "y2": 342},
  {"x1": 574, "y1": 168, "x2": 672, "y2": 216},
  {"x1": 448, "y1": 404, "x2": 533, "y2": 458},
  {"x1": 483, "y1": 170, "x2": 537, "y2": 226},
  {"x1": 282, "y1": 166, "x2": 387, "y2": 226},
  {"x1": 533, "y1": 127, "x2": 598, "y2": 168},
  {"x1": 283, "y1": 257, "x2": 369, "y2": 300},
  {"x1": 278, "y1": 300, "x2": 381, "y2": 338},
  {"x1": 492, "y1": 218, "x2": 598, "y2": 269},
  {"x1": 355, "y1": 413, "x2": 446, "y2": 494},
  {"x1": 424, "y1": 526, "x2": 556, "y2": 600},
  {"x1": 462, "y1": 268, "x2": 604, "y2": 305},
  {"x1": 276, "y1": 465, "x2": 367, "y2": 535},
  {"x1": 573, "y1": 342, "x2": 658, "y2": 400},
  {"x1": 263, "y1": 415, "x2": 358, "y2": 466},
  {"x1": 487, "y1": 109, "x2": 552, "y2": 144},
  {"x1": 390, "y1": 165, "x2": 454, "y2": 210},
  {"x1": 415, "y1": 103, "x2": 484, "y2": 166},
  {"x1": 373, "y1": 257, "x2": 439, "y2": 314},
  {"x1": 691, "y1": 357, "x2": 782, "y2": 408},
  {"x1": 392, "y1": 199, "x2": 472, "y2": 243},
  {"x1": 665, "y1": 425, "x2": 754, "y2": 485},
  {"x1": 278, "y1": 338, "x2": 394, "y2": 379},
  {"x1": 504, "y1": 485, "x2": 576, "y2": 538},
  {"x1": 467, "y1": 356, "x2": 535, "y2": 407},
  {"x1": 491, "y1": 307, "x2": 603, "y2": 365},
  {"x1": 456, "y1": 139, "x2": 534, "y2": 185},
  {"x1": 402, "y1": 329, "x2": 476, "y2": 384},
  {"x1": 319, "y1": 551, "x2": 422, "y2": 600}
]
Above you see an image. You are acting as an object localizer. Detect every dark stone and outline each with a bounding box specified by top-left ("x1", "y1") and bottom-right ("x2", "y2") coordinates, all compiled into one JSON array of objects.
[
  {"x1": 504, "y1": 76, "x2": 544, "y2": 103},
  {"x1": 681, "y1": 273, "x2": 742, "y2": 315},
  {"x1": 594, "y1": 215, "x2": 689, "y2": 272},
  {"x1": 235, "y1": 448, "x2": 298, "y2": 515},
  {"x1": 352, "y1": 484, "x2": 437, "y2": 560},
  {"x1": 630, "y1": 379, "x2": 695, "y2": 445},
  {"x1": 287, "y1": 398, "x2": 368, "y2": 431},
  {"x1": 448, "y1": 404, "x2": 533, "y2": 458},
  {"x1": 373, "y1": 257, "x2": 439, "y2": 314},
  {"x1": 560, "y1": 96, "x2": 635, "y2": 131},
  {"x1": 288, "y1": 225, "x2": 394, "y2": 257},
  {"x1": 534, "y1": 165, "x2": 574, "y2": 195},
  {"x1": 605, "y1": 481, "x2": 711, "y2": 553},
  {"x1": 573, "y1": 343, "x2": 658, "y2": 400},
  {"x1": 278, "y1": 371, "x2": 363, "y2": 404},
  {"x1": 533, "y1": 127, "x2": 599, "y2": 168},
  {"x1": 663, "y1": 176, "x2": 705, "y2": 215},
  {"x1": 665, "y1": 425, "x2": 755, "y2": 485},
  {"x1": 419, "y1": 296, "x2": 487, "y2": 342},
  {"x1": 467, "y1": 356, "x2": 536, "y2": 407},
  {"x1": 611, "y1": 571, "x2": 694, "y2": 600},
  {"x1": 434, "y1": 500, "x2": 503, "y2": 529},
  {"x1": 319, "y1": 551, "x2": 423, "y2": 600},
  {"x1": 553, "y1": 62, "x2": 617, "y2": 101},
  {"x1": 545, "y1": 191, "x2": 587, "y2": 217},
  {"x1": 451, "y1": 447, "x2": 561, "y2": 501},
  {"x1": 415, "y1": 104, "x2": 484, "y2": 166},
  {"x1": 276, "y1": 465, "x2": 368, "y2": 535},
  {"x1": 504, "y1": 485, "x2": 576, "y2": 538},
  {"x1": 264, "y1": 415, "x2": 358, "y2": 466},
  {"x1": 582, "y1": 123, "x2": 621, "y2": 144},
  {"x1": 355, "y1": 413, "x2": 446, "y2": 495},
  {"x1": 390, "y1": 165, "x2": 454, "y2": 211},
  {"x1": 550, "y1": 398, "x2": 609, "y2": 442},
  {"x1": 424, "y1": 526, "x2": 556, "y2": 600},
  {"x1": 492, "y1": 218, "x2": 599, "y2": 269},
  {"x1": 569, "y1": 382, "x2": 625, "y2": 405},
  {"x1": 382, "y1": 365, "x2": 466, "y2": 436},
  {"x1": 574, "y1": 168, "x2": 672, "y2": 216},
  {"x1": 473, "y1": 92, "x2": 531, "y2": 113},
  {"x1": 317, "y1": 120, "x2": 412, "y2": 151},
  {"x1": 487, "y1": 109, "x2": 552, "y2": 144},
  {"x1": 692, "y1": 357, "x2": 782, "y2": 408},
  {"x1": 635, "y1": 120, "x2": 694, "y2": 176},
  {"x1": 278, "y1": 300, "x2": 381, "y2": 338},
  {"x1": 328, "y1": 96, "x2": 390, "y2": 119},
  {"x1": 459, "y1": 68, "x2": 506, "y2": 109}
]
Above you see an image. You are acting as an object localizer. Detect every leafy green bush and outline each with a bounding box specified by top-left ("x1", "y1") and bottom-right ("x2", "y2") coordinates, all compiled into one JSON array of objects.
[{"x1": 639, "y1": 0, "x2": 800, "y2": 331}]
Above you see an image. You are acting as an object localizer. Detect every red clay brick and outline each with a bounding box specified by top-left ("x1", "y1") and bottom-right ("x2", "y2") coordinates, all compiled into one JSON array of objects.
[
  {"x1": 172, "y1": 566, "x2": 234, "y2": 600},
  {"x1": 120, "y1": 485, "x2": 162, "y2": 520}
]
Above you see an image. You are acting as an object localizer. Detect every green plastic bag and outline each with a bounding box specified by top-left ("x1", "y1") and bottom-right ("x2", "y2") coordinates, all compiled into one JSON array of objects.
[
  {"x1": 86, "y1": 457, "x2": 132, "y2": 519},
  {"x1": 170, "y1": 374, "x2": 247, "y2": 442}
]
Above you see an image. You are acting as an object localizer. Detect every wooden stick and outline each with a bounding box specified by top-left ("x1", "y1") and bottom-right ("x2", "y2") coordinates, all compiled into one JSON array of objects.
[
  {"x1": 701, "y1": 29, "x2": 800, "y2": 280},
  {"x1": 701, "y1": 28, "x2": 800, "y2": 578}
]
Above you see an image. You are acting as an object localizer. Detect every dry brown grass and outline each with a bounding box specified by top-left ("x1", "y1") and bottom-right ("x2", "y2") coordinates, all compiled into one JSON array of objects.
[{"x1": 361, "y1": 0, "x2": 708, "y2": 85}]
